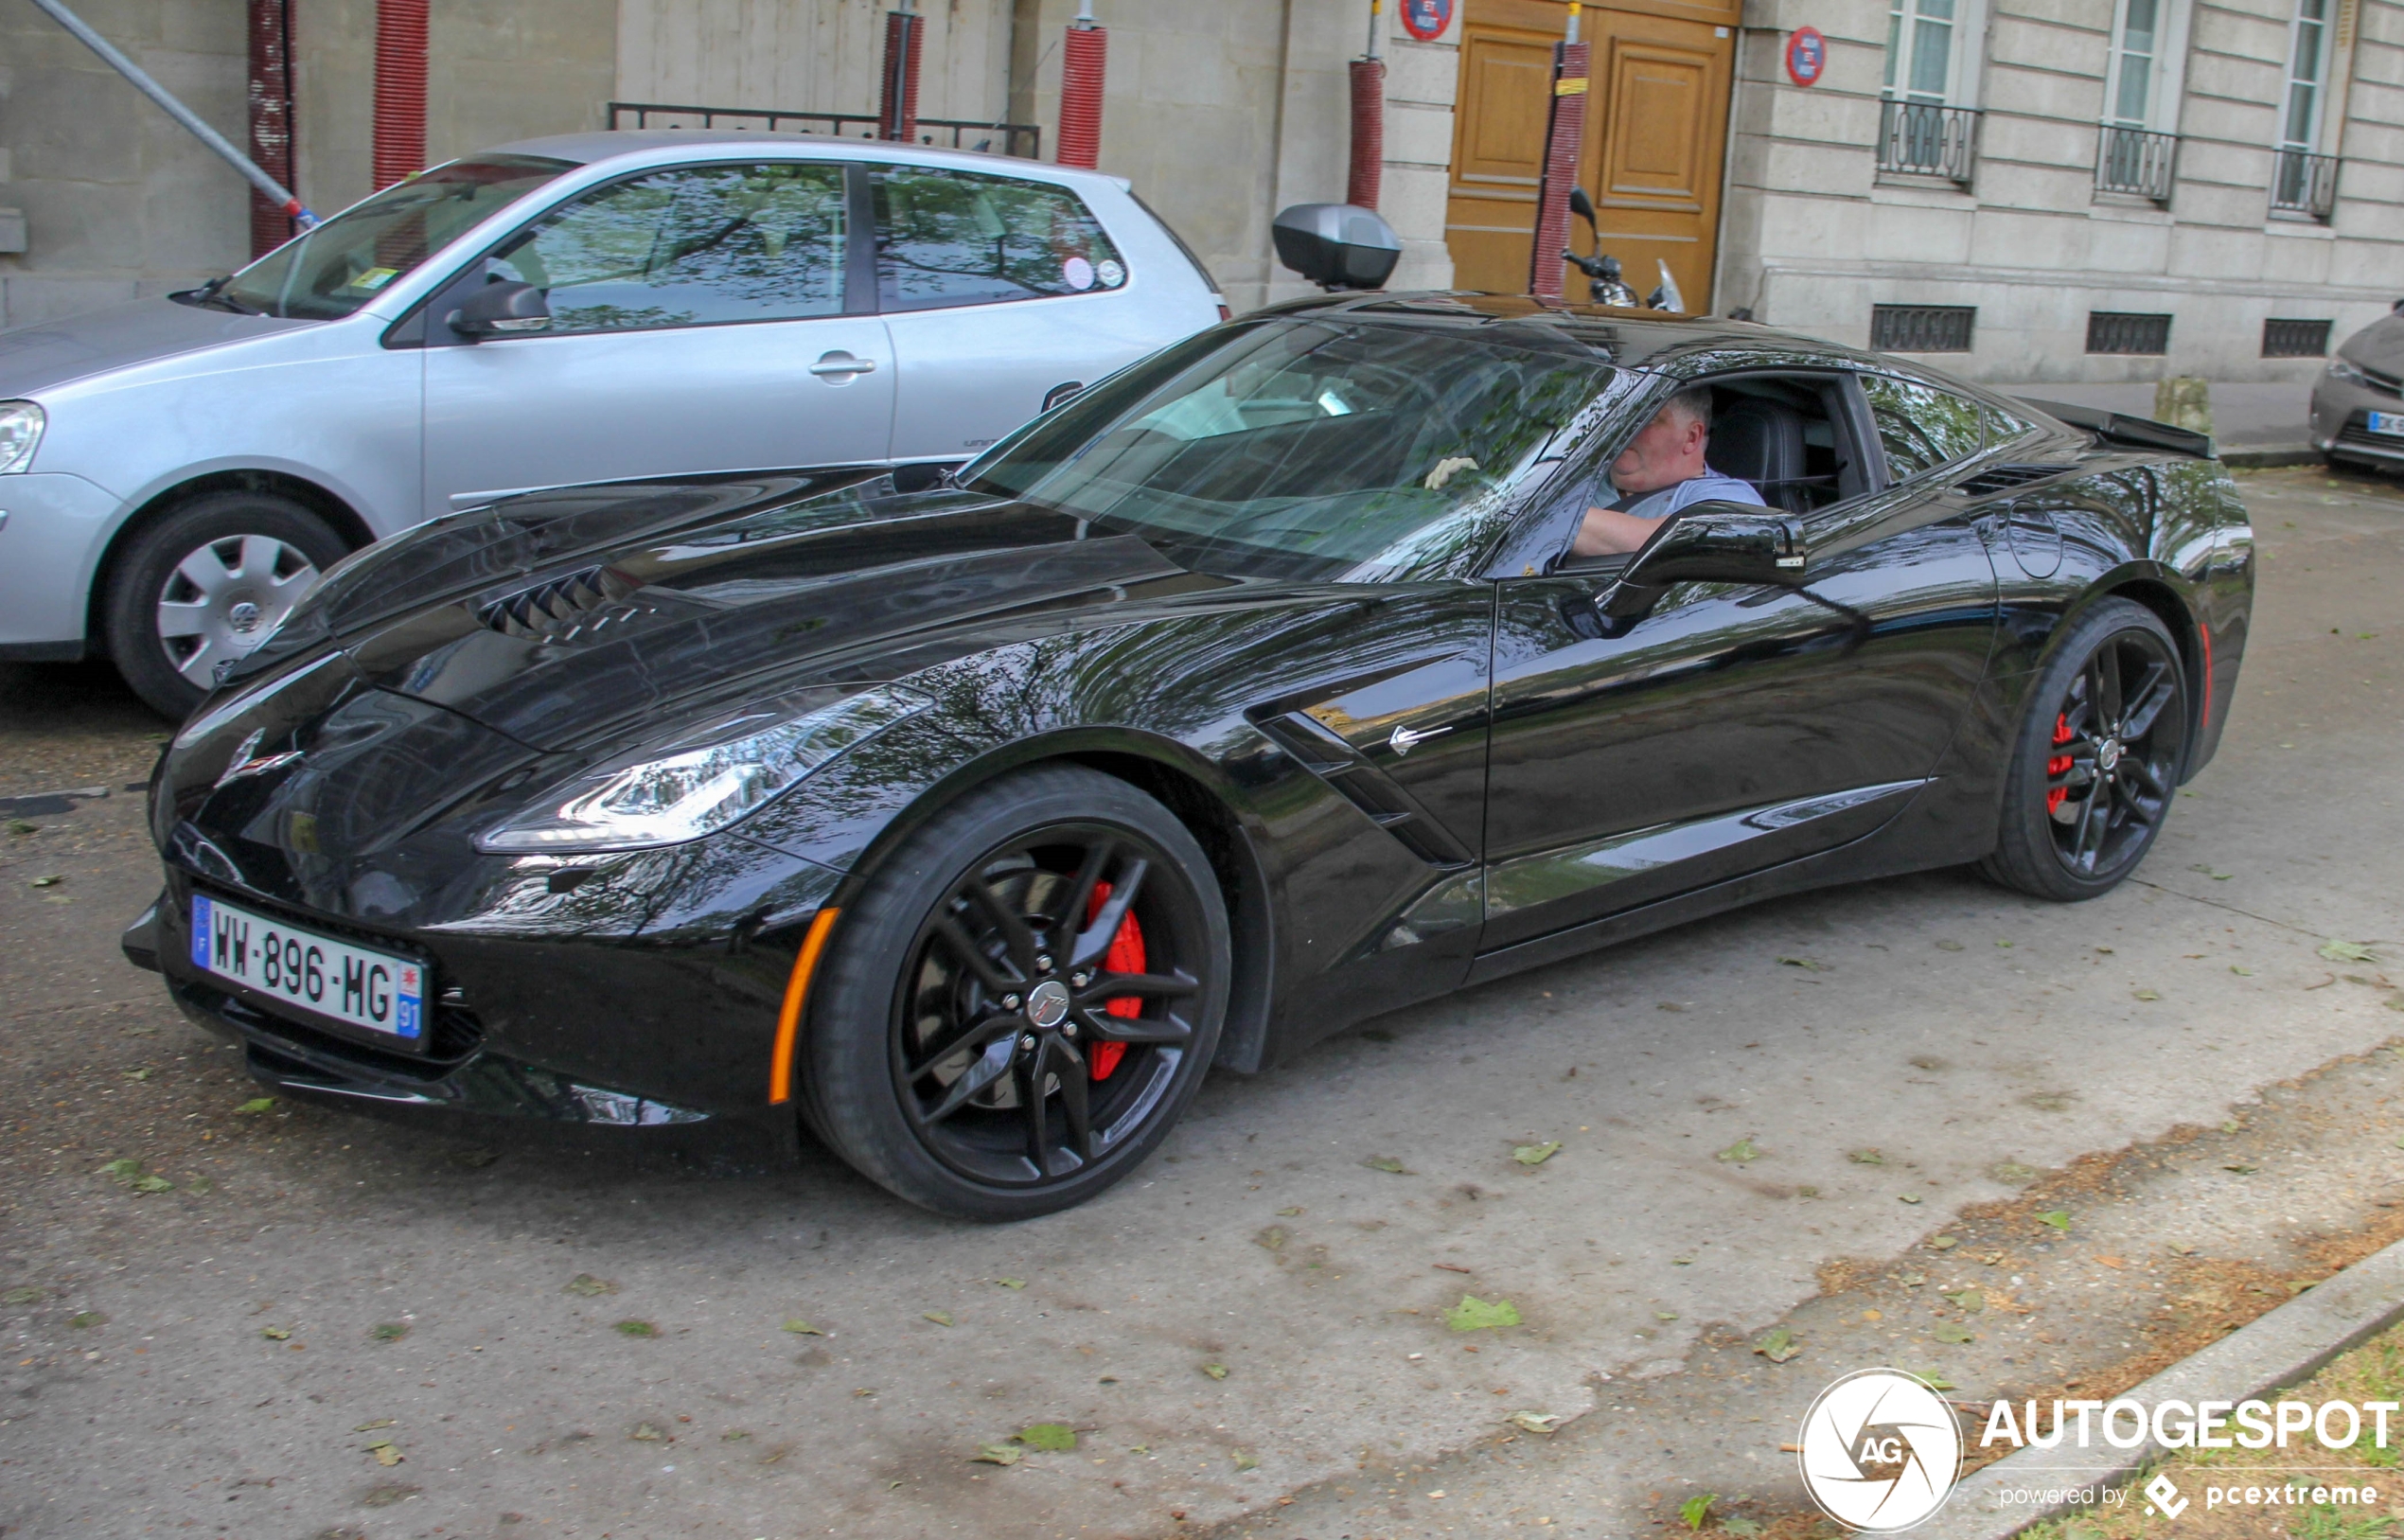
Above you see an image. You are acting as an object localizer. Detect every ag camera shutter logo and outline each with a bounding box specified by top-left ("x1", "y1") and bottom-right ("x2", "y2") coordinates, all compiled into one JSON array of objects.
[{"x1": 1798, "y1": 1369, "x2": 1964, "y2": 1531}]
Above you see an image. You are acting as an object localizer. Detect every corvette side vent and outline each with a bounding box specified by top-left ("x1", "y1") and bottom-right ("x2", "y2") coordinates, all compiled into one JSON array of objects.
[
  {"x1": 477, "y1": 565, "x2": 643, "y2": 639},
  {"x1": 1953, "y1": 463, "x2": 2062, "y2": 497},
  {"x1": 1249, "y1": 713, "x2": 1474, "y2": 869}
]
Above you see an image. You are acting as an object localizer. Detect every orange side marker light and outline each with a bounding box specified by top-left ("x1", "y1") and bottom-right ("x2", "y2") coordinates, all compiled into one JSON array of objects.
[{"x1": 769, "y1": 908, "x2": 840, "y2": 1106}]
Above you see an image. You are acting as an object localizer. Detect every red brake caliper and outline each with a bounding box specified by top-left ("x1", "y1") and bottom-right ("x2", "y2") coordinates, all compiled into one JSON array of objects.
[
  {"x1": 1082, "y1": 881, "x2": 1145, "y2": 1080},
  {"x1": 2044, "y1": 712, "x2": 2075, "y2": 815}
]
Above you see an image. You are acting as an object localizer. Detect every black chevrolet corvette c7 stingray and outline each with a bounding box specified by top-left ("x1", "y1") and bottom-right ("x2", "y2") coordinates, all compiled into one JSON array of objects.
[{"x1": 125, "y1": 293, "x2": 2255, "y2": 1219}]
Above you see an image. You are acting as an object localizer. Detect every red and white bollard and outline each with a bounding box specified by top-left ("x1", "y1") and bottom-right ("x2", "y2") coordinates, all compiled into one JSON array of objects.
[
  {"x1": 879, "y1": 0, "x2": 924, "y2": 143},
  {"x1": 1057, "y1": 2, "x2": 1107, "y2": 169},
  {"x1": 1528, "y1": 2, "x2": 1589, "y2": 299}
]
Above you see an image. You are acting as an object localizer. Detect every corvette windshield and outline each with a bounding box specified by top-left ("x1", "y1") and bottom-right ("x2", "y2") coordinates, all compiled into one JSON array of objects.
[{"x1": 959, "y1": 320, "x2": 1613, "y2": 582}]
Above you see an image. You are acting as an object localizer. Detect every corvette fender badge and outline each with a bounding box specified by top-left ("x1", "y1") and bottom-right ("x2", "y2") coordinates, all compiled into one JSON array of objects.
[{"x1": 1388, "y1": 723, "x2": 1453, "y2": 757}]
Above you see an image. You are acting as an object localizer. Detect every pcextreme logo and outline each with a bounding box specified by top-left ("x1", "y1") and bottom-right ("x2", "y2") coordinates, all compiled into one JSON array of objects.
[{"x1": 1797, "y1": 1369, "x2": 1964, "y2": 1531}]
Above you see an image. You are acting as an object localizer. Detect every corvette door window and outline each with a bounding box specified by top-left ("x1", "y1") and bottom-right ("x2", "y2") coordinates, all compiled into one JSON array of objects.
[
  {"x1": 872, "y1": 166, "x2": 1126, "y2": 311},
  {"x1": 1860, "y1": 374, "x2": 1987, "y2": 482},
  {"x1": 960, "y1": 320, "x2": 1613, "y2": 583},
  {"x1": 485, "y1": 161, "x2": 847, "y2": 334}
]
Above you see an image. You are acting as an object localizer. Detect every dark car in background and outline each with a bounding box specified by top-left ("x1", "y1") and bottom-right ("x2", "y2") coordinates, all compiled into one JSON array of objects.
[{"x1": 126, "y1": 294, "x2": 2254, "y2": 1220}]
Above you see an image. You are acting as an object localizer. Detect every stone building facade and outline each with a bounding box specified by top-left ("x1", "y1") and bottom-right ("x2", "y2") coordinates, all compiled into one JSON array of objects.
[{"x1": 2, "y1": 0, "x2": 2396, "y2": 387}]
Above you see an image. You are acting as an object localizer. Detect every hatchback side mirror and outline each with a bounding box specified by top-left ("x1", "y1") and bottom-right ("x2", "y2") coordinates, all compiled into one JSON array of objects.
[
  {"x1": 1271, "y1": 204, "x2": 1403, "y2": 292},
  {"x1": 1598, "y1": 504, "x2": 1803, "y2": 629},
  {"x1": 448, "y1": 280, "x2": 551, "y2": 340}
]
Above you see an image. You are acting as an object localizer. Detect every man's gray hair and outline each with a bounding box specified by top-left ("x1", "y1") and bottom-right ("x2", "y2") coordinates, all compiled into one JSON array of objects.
[{"x1": 1663, "y1": 385, "x2": 1713, "y2": 433}]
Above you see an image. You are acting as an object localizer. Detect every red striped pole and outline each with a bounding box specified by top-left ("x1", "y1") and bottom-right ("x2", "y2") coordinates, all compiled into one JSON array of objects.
[
  {"x1": 1347, "y1": 1, "x2": 1386, "y2": 210},
  {"x1": 1529, "y1": 3, "x2": 1589, "y2": 299},
  {"x1": 1057, "y1": 3, "x2": 1107, "y2": 169},
  {"x1": 879, "y1": 1, "x2": 924, "y2": 143},
  {"x1": 246, "y1": 0, "x2": 295, "y2": 255},
  {"x1": 371, "y1": 0, "x2": 427, "y2": 189}
]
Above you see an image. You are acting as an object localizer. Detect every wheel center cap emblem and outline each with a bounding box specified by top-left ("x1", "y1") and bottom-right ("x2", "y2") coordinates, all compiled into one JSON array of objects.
[
  {"x1": 227, "y1": 600, "x2": 262, "y2": 633},
  {"x1": 2097, "y1": 738, "x2": 2123, "y2": 772},
  {"x1": 1024, "y1": 980, "x2": 1072, "y2": 1030}
]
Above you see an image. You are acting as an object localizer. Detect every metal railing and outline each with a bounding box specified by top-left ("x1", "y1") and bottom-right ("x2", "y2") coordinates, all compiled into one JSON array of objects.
[
  {"x1": 1877, "y1": 99, "x2": 1979, "y2": 185},
  {"x1": 2271, "y1": 148, "x2": 2340, "y2": 221},
  {"x1": 2095, "y1": 125, "x2": 2177, "y2": 202},
  {"x1": 608, "y1": 101, "x2": 1041, "y2": 161}
]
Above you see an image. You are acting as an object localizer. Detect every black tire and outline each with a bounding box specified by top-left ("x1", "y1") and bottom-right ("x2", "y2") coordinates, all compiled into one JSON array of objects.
[
  {"x1": 1978, "y1": 596, "x2": 2189, "y2": 901},
  {"x1": 103, "y1": 491, "x2": 349, "y2": 721},
  {"x1": 803, "y1": 765, "x2": 1230, "y2": 1221}
]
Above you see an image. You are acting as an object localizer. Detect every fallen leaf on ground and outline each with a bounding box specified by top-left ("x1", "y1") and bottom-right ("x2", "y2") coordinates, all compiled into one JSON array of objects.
[
  {"x1": 1935, "y1": 940, "x2": 1965, "y2": 951},
  {"x1": 354, "y1": 1419, "x2": 395, "y2": 1432},
  {"x1": 28, "y1": 875, "x2": 62, "y2": 888},
  {"x1": 1715, "y1": 1137, "x2": 1760, "y2": 1164},
  {"x1": 2037, "y1": 1210, "x2": 2073, "y2": 1231},
  {"x1": 993, "y1": 1278, "x2": 1025, "y2": 1290},
  {"x1": 1445, "y1": 1295, "x2": 1523, "y2": 1332},
  {"x1": 1849, "y1": 1148, "x2": 1884, "y2": 1164},
  {"x1": 970, "y1": 1443, "x2": 1022, "y2": 1466},
  {"x1": 2190, "y1": 865, "x2": 2235, "y2": 881},
  {"x1": 68, "y1": 1311, "x2": 106, "y2": 1329},
  {"x1": 1234, "y1": 1450, "x2": 1259, "y2": 1472},
  {"x1": 2224, "y1": 1163, "x2": 2258, "y2": 1175},
  {"x1": 2232, "y1": 965, "x2": 2256, "y2": 976},
  {"x1": 781, "y1": 1319, "x2": 823, "y2": 1336},
  {"x1": 1995, "y1": 939, "x2": 2014, "y2": 948},
  {"x1": 259, "y1": 1326, "x2": 291, "y2": 1340},
  {"x1": 1015, "y1": 1423, "x2": 1076, "y2": 1452},
  {"x1": 2321, "y1": 940, "x2": 2377, "y2": 963},
  {"x1": 1655, "y1": 1311, "x2": 1679, "y2": 1321},
  {"x1": 1433, "y1": 1262, "x2": 1473, "y2": 1274},
  {"x1": 612, "y1": 1319, "x2": 658, "y2": 1336},
  {"x1": 1934, "y1": 1322, "x2": 1976, "y2": 1344},
  {"x1": 1362, "y1": 1155, "x2": 1409, "y2": 1175},
  {"x1": 1681, "y1": 1493, "x2": 1719, "y2": 1530},
  {"x1": 1513, "y1": 1142, "x2": 1562, "y2": 1166},
  {"x1": 1898, "y1": 1193, "x2": 1922, "y2": 1205},
  {"x1": 1721, "y1": 1520, "x2": 1763, "y2": 1537},
  {"x1": 1275, "y1": 1206, "x2": 1303, "y2": 1216},
  {"x1": 1201, "y1": 1362, "x2": 1229, "y2": 1380},
  {"x1": 368, "y1": 1322, "x2": 409, "y2": 1342},
  {"x1": 1754, "y1": 1327, "x2": 1800, "y2": 1363},
  {"x1": 1776, "y1": 956, "x2": 1827, "y2": 972},
  {"x1": 922, "y1": 1311, "x2": 954, "y2": 1327},
  {"x1": 98, "y1": 1158, "x2": 141, "y2": 1183},
  {"x1": 1991, "y1": 1160, "x2": 2038, "y2": 1184},
  {"x1": 2132, "y1": 988, "x2": 2162, "y2": 1001},
  {"x1": 233, "y1": 1097, "x2": 276, "y2": 1115},
  {"x1": 6, "y1": 820, "x2": 35, "y2": 835},
  {"x1": 1929, "y1": 1236, "x2": 1958, "y2": 1250},
  {"x1": 2095, "y1": 1256, "x2": 2125, "y2": 1269},
  {"x1": 122, "y1": 1068, "x2": 150, "y2": 1082},
  {"x1": 4, "y1": 1286, "x2": 42, "y2": 1304},
  {"x1": 1253, "y1": 1226, "x2": 1289, "y2": 1252},
  {"x1": 630, "y1": 1423, "x2": 665, "y2": 1442},
  {"x1": 1507, "y1": 1410, "x2": 1564, "y2": 1433},
  {"x1": 1913, "y1": 1370, "x2": 1958, "y2": 1390},
  {"x1": 1943, "y1": 1288, "x2": 1985, "y2": 1314},
  {"x1": 371, "y1": 1444, "x2": 403, "y2": 1467},
  {"x1": 563, "y1": 1274, "x2": 616, "y2": 1297},
  {"x1": 131, "y1": 1174, "x2": 174, "y2": 1194}
]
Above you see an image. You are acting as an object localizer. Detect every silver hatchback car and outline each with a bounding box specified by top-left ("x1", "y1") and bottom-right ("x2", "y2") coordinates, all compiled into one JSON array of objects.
[{"x1": 0, "y1": 133, "x2": 1224, "y2": 717}]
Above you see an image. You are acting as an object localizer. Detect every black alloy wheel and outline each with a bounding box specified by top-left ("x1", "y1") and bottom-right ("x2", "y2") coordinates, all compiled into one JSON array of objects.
[
  {"x1": 1981, "y1": 596, "x2": 2189, "y2": 901},
  {"x1": 804, "y1": 765, "x2": 1229, "y2": 1220}
]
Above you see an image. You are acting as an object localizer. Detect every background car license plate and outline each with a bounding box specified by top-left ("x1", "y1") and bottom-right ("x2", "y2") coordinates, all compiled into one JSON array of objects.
[
  {"x1": 2369, "y1": 411, "x2": 2404, "y2": 437},
  {"x1": 188, "y1": 893, "x2": 426, "y2": 1045}
]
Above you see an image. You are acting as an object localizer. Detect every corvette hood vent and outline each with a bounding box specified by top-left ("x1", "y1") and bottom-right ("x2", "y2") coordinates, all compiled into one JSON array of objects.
[{"x1": 477, "y1": 565, "x2": 645, "y2": 640}]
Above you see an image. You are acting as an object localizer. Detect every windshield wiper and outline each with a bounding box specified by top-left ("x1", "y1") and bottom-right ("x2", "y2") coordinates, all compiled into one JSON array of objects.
[{"x1": 187, "y1": 275, "x2": 261, "y2": 315}]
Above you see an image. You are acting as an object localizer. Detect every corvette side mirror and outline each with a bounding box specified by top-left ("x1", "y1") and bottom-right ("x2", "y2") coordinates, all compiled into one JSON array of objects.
[{"x1": 1599, "y1": 504, "x2": 1803, "y2": 631}]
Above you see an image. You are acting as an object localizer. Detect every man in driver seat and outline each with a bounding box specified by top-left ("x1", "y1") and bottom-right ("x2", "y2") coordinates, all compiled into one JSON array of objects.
[{"x1": 1571, "y1": 386, "x2": 1764, "y2": 558}]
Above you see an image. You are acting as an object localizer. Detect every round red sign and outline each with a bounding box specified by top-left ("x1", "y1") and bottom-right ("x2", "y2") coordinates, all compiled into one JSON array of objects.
[
  {"x1": 1785, "y1": 26, "x2": 1828, "y2": 87},
  {"x1": 1401, "y1": 0, "x2": 1454, "y2": 43}
]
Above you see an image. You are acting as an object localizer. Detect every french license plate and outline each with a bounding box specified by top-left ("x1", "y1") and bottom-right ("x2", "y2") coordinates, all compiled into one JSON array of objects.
[
  {"x1": 2368, "y1": 411, "x2": 2404, "y2": 437},
  {"x1": 188, "y1": 892, "x2": 427, "y2": 1046}
]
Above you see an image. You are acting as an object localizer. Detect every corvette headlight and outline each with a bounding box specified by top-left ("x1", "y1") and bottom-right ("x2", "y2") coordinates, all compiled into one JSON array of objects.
[
  {"x1": 475, "y1": 684, "x2": 932, "y2": 853},
  {"x1": 0, "y1": 401, "x2": 44, "y2": 474}
]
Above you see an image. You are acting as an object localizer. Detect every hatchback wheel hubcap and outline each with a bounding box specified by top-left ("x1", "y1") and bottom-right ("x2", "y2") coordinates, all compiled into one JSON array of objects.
[{"x1": 155, "y1": 534, "x2": 322, "y2": 687}]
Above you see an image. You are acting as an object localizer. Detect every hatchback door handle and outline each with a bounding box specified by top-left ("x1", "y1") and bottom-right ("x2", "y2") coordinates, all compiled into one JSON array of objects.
[{"x1": 809, "y1": 352, "x2": 876, "y2": 378}]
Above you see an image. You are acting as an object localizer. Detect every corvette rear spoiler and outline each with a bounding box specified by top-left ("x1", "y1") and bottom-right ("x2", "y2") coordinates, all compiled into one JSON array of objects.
[{"x1": 2016, "y1": 398, "x2": 2217, "y2": 460}]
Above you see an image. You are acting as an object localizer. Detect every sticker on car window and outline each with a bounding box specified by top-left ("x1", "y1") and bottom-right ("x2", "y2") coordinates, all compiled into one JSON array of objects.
[
  {"x1": 1096, "y1": 258, "x2": 1125, "y2": 289},
  {"x1": 349, "y1": 267, "x2": 399, "y2": 292},
  {"x1": 1063, "y1": 256, "x2": 1095, "y2": 292}
]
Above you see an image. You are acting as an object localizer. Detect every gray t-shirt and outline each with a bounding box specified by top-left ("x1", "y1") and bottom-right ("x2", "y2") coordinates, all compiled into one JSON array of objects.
[{"x1": 1611, "y1": 468, "x2": 1767, "y2": 521}]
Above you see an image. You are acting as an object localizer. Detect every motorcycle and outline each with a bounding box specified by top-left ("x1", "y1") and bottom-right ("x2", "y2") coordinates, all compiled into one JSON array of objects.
[{"x1": 1560, "y1": 186, "x2": 1685, "y2": 311}]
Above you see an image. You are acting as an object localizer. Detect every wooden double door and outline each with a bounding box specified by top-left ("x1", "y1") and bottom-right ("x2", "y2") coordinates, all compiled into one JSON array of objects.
[{"x1": 1444, "y1": 0, "x2": 1737, "y2": 310}]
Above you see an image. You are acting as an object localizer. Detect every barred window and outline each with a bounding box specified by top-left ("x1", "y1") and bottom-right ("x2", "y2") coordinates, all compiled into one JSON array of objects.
[
  {"x1": 2262, "y1": 318, "x2": 2331, "y2": 357},
  {"x1": 2086, "y1": 311, "x2": 2172, "y2": 355},
  {"x1": 1871, "y1": 305, "x2": 1977, "y2": 353}
]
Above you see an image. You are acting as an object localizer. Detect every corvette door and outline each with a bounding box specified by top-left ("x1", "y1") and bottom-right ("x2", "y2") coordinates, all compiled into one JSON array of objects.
[{"x1": 1476, "y1": 371, "x2": 1999, "y2": 954}]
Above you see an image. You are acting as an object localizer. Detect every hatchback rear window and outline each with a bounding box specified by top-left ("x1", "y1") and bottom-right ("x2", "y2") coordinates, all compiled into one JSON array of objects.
[
  {"x1": 872, "y1": 165, "x2": 1126, "y2": 311},
  {"x1": 217, "y1": 155, "x2": 571, "y2": 321}
]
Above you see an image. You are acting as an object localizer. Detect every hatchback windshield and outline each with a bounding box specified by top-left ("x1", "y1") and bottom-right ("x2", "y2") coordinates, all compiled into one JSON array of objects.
[
  {"x1": 216, "y1": 154, "x2": 572, "y2": 320},
  {"x1": 960, "y1": 320, "x2": 1614, "y2": 582}
]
